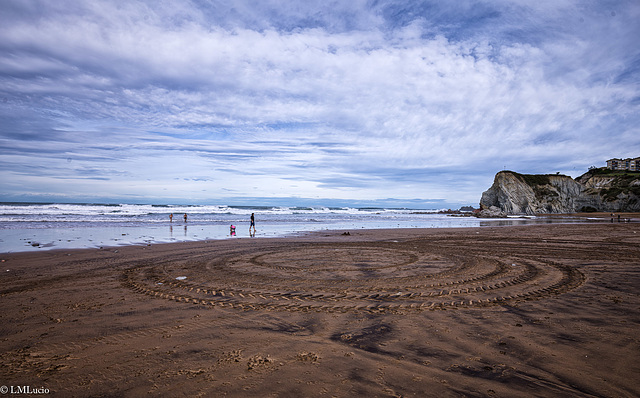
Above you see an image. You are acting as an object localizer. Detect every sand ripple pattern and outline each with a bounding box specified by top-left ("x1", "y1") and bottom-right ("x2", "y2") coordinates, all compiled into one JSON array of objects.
[{"x1": 123, "y1": 242, "x2": 584, "y2": 313}]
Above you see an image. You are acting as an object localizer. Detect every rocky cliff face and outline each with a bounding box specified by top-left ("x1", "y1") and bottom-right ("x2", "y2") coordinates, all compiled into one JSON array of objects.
[{"x1": 480, "y1": 170, "x2": 640, "y2": 214}]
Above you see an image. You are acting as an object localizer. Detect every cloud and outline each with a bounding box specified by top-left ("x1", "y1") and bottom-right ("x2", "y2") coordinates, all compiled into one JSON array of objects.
[{"x1": 1, "y1": 0, "x2": 639, "y2": 206}]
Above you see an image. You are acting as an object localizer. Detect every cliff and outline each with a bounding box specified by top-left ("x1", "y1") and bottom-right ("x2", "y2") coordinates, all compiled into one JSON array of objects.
[{"x1": 479, "y1": 169, "x2": 640, "y2": 215}]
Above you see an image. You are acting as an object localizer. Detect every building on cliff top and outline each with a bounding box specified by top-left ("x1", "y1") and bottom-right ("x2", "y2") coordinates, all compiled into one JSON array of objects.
[{"x1": 606, "y1": 157, "x2": 640, "y2": 171}]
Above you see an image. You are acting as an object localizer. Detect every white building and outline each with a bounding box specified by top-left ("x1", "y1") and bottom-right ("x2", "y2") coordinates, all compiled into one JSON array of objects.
[{"x1": 607, "y1": 157, "x2": 640, "y2": 171}]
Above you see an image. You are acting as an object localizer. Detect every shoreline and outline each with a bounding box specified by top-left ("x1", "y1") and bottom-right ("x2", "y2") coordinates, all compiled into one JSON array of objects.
[
  {"x1": 1, "y1": 223, "x2": 639, "y2": 397},
  {"x1": 534, "y1": 211, "x2": 640, "y2": 220},
  {"x1": 3, "y1": 212, "x2": 639, "y2": 254}
]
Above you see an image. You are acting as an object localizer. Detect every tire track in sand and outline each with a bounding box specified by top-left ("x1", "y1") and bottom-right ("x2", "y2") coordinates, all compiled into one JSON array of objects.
[{"x1": 122, "y1": 242, "x2": 585, "y2": 314}]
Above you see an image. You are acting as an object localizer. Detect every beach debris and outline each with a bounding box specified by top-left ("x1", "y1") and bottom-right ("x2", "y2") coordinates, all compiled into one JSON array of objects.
[
  {"x1": 176, "y1": 368, "x2": 206, "y2": 378},
  {"x1": 218, "y1": 349, "x2": 243, "y2": 364},
  {"x1": 296, "y1": 352, "x2": 320, "y2": 362},
  {"x1": 340, "y1": 333, "x2": 353, "y2": 341},
  {"x1": 341, "y1": 231, "x2": 351, "y2": 236},
  {"x1": 247, "y1": 355, "x2": 273, "y2": 370},
  {"x1": 176, "y1": 276, "x2": 187, "y2": 280}
]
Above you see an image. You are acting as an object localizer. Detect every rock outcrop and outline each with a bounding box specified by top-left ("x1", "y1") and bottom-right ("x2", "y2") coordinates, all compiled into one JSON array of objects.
[
  {"x1": 477, "y1": 206, "x2": 507, "y2": 218},
  {"x1": 479, "y1": 169, "x2": 640, "y2": 215}
]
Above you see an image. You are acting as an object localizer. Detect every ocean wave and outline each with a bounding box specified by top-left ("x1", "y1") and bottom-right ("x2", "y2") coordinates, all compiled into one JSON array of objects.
[{"x1": 0, "y1": 202, "x2": 433, "y2": 220}]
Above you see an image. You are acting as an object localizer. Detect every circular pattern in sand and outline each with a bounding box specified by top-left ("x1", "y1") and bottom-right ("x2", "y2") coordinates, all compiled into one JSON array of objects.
[
  {"x1": 123, "y1": 242, "x2": 584, "y2": 313},
  {"x1": 235, "y1": 247, "x2": 445, "y2": 280}
]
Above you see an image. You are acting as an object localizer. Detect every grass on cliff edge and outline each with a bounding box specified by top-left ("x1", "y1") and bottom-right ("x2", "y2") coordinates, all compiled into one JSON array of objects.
[
  {"x1": 502, "y1": 171, "x2": 556, "y2": 186},
  {"x1": 503, "y1": 168, "x2": 640, "y2": 186},
  {"x1": 584, "y1": 167, "x2": 640, "y2": 177}
]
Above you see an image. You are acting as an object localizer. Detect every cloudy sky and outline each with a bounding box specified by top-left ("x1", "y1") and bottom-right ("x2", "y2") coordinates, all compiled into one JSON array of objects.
[{"x1": 1, "y1": 0, "x2": 639, "y2": 207}]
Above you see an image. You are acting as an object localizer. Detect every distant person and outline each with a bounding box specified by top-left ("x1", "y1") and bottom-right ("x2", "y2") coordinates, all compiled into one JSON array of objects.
[
  {"x1": 250, "y1": 213, "x2": 256, "y2": 234},
  {"x1": 184, "y1": 213, "x2": 188, "y2": 223},
  {"x1": 230, "y1": 225, "x2": 236, "y2": 236},
  {"x1": 169, "y1": 213, "x2": 173, "y2": 223}
]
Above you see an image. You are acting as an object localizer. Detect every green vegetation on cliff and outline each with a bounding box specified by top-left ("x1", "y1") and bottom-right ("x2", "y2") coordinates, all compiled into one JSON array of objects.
[
  {"x1": 579, "y1": 168, "x2": 640, "y2": 202},
  {"x1": 504, "y1": 171, "x2": 552, "y2": 186},
  {"x1": 584, "y1": 167, "x2": 640, "y2": 177}
]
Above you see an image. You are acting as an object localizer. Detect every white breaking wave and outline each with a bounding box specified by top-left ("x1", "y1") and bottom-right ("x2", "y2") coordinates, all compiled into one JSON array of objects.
[{"x1": 0, "y1": 203, "x2": 438, "y2": 222}]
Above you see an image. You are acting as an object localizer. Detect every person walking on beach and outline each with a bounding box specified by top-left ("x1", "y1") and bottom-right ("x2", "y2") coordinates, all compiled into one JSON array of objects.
[
  {"x1": 250, "y1": 213, "x2": 256, "y2": 234},
  {"x1": 169, "y1": 213, "x2": 173, "y2": 223},
  {"x1": 183, "y1": 213, "x2": 188, "y2": 223}
]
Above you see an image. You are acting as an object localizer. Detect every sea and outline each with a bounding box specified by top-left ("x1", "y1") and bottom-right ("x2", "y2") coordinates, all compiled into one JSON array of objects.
[{"x1": 0, "y1": 202, "x2": 589, "y2": 253}]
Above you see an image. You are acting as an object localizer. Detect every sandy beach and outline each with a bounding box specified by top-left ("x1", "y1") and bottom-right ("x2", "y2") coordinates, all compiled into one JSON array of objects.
[{"x1": 1, "y1": 222, "x2": 639, "y2": 397}]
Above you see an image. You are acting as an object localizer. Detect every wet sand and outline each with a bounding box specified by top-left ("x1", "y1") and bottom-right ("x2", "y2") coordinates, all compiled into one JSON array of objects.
[{"x1": 1, "y1": 223, "x2": 639, "y2": 397}]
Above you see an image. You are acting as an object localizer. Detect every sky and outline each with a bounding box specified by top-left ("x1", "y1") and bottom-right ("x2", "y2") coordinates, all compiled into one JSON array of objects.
[{"x1": 1, "y1": 0, "x2": 639, "y2": 208}]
